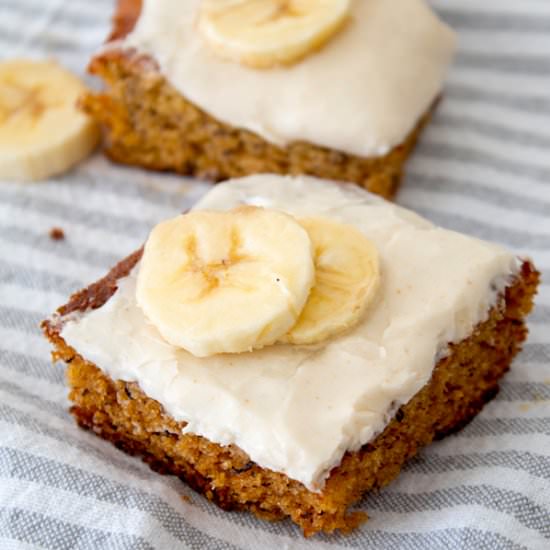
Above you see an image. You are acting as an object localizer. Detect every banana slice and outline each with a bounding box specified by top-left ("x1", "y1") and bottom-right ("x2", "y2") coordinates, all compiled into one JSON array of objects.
[
  {"x1": 136, "y1": 206, "x2": 315, "y2": 357},
  {"x1": 0, "y1": 59, "x2": 99, "y2": 182},
  {"x1": 281, "y1": 217, "x2": 380, "y2": 345},
  {"x1": 198, "y1": 0, "x2": 351, "y2": 69}
]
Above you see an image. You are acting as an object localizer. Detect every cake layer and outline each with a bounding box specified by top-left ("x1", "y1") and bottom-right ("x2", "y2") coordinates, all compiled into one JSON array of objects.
[
  {"x1": 122, "y1": 0, "x2": 455, "y2": 157},
  {"x1": 58, "y1": 175, "x2": 520, "y2": 490},
  {"x1": 82, "y1": 47, "x2": 434, "y2": 198}
]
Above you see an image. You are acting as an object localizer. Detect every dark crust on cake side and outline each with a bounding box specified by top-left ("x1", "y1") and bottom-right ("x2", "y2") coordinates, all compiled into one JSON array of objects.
[
  {"x1": 107, "y1": 0, "x2": 141, "y2": 42},
  {"x1": 42, "y1": 256, "x2": 539, "y2": 536},
  {"x1": 80, "y1": 0, "x2": 435, "y2": 200},
  {"x1": 56, "y1": 248, "x2": 142, "y2": 317}
]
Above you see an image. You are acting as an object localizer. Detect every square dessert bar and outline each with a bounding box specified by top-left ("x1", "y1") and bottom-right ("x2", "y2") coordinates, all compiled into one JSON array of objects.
[
  {"x1": 81, "y1": 0, "x2": 455, "y2": 198},
  {"x1": 43, "y1": 175, "x2": 538, "y2": 536}
]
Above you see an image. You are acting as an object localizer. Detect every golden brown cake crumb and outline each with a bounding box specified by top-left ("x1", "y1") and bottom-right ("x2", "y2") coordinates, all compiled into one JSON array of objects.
[{"x1": 49, "y1": 227, "x2": 65, "y2": 241}]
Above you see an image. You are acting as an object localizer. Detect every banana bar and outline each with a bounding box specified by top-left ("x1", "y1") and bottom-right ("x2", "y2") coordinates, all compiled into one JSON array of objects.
[
  {"x1": 81, "y1": 0, "x2": 456, "y2": 198},
  {"x1": 42, "y1": 174, "x2": 539, "y2": 536}
]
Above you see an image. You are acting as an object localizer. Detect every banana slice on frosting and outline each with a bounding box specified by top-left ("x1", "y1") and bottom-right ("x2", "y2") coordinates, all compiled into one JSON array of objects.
[
  {"x1": 0, "y1": 59, "x2": 99, "y2": 182},
  {"x1": 281, "y1": 216, "x2": 380, "y2": 345},
  {"x1": 136, "y1": 206, "x2": 315, "y2": 357},
  {"x1": 198, "y1": 0, "x2": 351, "y2": 69}
]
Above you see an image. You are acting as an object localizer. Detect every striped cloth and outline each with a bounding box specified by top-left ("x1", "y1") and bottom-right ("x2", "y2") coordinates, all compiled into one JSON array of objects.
[{"x1": 1, "y1": 0, "x2": 549, "y2": 548}]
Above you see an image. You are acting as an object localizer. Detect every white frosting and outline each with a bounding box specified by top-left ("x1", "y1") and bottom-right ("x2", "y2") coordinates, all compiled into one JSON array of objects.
[
  {"x1": 61, "y1": 175, "x2": 519, "y2": 490},
  {"x1": 123, "y1": 0, "x2": 456, "y2": 157}
]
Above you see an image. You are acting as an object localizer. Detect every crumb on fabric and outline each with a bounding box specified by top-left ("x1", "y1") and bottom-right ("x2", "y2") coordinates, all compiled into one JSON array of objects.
[{"x1": 49, "y1": 227, "x2": 65, "y2": 241}]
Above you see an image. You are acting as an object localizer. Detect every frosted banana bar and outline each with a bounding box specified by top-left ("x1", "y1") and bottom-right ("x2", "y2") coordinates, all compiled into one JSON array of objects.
[
  {"x1": 81, "y1": 0, "x2": 456, "y2": 197},
  {"x1": 42, "y1": 175, "x2": 539, "y2": 536}
]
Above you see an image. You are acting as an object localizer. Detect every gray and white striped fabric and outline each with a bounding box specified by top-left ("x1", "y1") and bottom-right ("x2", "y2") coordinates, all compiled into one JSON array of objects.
[{"x1": 1, "y1": 0, "x2": 549, "y2": 548}]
